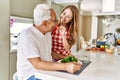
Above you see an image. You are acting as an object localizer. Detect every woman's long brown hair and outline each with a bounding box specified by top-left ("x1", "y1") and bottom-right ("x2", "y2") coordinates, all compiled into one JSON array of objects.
[{"x1": 58, "y1": 5, "x2": 79, "y2": 47}]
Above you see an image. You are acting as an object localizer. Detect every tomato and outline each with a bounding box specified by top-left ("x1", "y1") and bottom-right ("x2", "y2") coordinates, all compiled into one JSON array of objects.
[{"x1": 98, "y1": 48, "x2": 105, "y2": 51}]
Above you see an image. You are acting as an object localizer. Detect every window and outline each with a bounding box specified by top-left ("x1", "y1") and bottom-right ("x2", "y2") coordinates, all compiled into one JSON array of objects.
[{"x1": 10, "y1": 16, "x2": 33, "y2": 52}]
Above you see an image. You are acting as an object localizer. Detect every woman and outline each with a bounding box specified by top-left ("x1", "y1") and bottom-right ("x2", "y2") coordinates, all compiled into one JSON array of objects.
[{"x1": 51, "y1": 5, "x2": 79, "y2": 61}]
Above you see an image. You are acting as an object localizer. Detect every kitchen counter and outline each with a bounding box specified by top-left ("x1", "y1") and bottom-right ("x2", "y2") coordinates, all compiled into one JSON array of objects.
[{"x1": 35, "y1": 50, "x2": 120, "y2": 80}]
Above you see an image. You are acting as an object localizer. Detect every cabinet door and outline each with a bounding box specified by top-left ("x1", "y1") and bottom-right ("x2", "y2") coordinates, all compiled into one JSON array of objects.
[{"x1": 10, "y1": 53, "x2": 17, "y2": 80}]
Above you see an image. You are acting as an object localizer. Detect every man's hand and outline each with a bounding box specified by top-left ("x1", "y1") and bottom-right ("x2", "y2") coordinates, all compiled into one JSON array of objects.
[{"x1": 65, "y1": 62, "x2": 82, "y2": 74}]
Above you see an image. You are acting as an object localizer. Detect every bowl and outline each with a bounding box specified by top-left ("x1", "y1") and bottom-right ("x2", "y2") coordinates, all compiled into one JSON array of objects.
[
  {"x1": 96, "y1": 41, "x2": 106, "y2": 48},
  {"x1": 105, "y1": 48, "x2": 114, "y2": 54}
]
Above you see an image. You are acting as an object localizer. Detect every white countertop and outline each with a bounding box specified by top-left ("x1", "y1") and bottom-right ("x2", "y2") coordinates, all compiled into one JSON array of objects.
[{"x1": 35, "y1": 50, "x2": 120, "y2": 80}]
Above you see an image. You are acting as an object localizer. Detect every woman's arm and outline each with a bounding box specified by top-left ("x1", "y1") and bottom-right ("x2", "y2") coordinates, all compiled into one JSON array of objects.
[
  {"x1": 59, "y1": 26, "x2": 71, "y2": 50},
  {"x1": 62, "y1": 35, "x2": 71, "y2": 50}
]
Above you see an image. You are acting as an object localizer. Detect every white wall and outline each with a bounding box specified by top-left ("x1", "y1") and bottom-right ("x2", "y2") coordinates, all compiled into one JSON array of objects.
[
  {"x1": 51, "y1": 2, "x2": 63, "y2": 19},
  {"x1": 103, "y1": 18, "x2": 120, "y2": 34},
  {"x1": 0, "y1": 0, "x2": 10, "y2": 80},
  {"x1": 10, "y1": 0, "x2": 49, "y2": 18},
  {"x1": 97, "y1": 16, "x2": 120, "y2": 38}
]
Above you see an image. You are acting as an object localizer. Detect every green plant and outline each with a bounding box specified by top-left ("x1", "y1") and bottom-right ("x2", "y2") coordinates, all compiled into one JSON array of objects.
[{"x1": 61, "y1": 56, "x2": 78, "y2": 63}]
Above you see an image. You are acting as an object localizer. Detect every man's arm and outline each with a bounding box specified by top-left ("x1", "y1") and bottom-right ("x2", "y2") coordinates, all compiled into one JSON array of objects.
[{"x1": 28, "y1": 57, "x2": 82, "y2": 73}]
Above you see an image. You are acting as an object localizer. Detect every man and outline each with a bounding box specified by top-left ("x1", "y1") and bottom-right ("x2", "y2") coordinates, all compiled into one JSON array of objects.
[{"x1": 16, "y1": 4, "x2": 82, "y2": 80}]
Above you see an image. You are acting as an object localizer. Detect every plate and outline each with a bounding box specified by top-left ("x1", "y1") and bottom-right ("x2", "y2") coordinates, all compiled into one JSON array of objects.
[{"x1": 74, "y1": 60, "x2": 91, "y2": 75}]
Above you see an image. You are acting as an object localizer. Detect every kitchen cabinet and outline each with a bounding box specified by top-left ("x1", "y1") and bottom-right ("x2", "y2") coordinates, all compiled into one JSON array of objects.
[{"x1": 10, "y1": 52, "x2": 17, "y2": 80}]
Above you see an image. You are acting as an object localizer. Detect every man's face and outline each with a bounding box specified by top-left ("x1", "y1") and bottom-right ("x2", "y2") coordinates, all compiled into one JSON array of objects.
[{"x1": 46, "y1": 9, "x2": 57, "y2": 32}]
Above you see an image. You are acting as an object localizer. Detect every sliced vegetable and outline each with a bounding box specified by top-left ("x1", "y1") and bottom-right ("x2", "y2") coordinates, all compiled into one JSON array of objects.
[{"x1": 61, "y1": 56, "x2": 78, "y2": 63}]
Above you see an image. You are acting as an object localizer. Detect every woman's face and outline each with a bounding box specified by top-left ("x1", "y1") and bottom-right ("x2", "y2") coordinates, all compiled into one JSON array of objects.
[{"x1": 60, "y1": 8, "x2": 73, "y2": 24}]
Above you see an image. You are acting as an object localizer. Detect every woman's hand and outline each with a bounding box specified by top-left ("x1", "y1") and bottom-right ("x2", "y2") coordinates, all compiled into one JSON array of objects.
[
  {"x1": 59, "y1": 26, "x2": 66, "y2": 36},
  {"x1": 59, "y1": 26, "x2": 71, "y2": 50}
]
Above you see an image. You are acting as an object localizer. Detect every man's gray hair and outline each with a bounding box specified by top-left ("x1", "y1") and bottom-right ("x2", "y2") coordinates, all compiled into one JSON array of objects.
[{"x1": 34, "y1": 4, "x2": 51, "y2": 25}]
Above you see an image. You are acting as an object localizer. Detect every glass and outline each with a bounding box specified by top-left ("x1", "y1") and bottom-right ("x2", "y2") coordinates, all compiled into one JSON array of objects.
[
  {"x1": 77, "y1": 53, "x2": 90, "y2": 63},
  {"x1": 83, "y1": 55, "x2": 90, "y2": 62},
  {"x1": 105, "y1": 48, "x2": 114, "y2": 55},
  {"x1": 117, "y1": 45, "x2": 120, "y2": 54}
]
